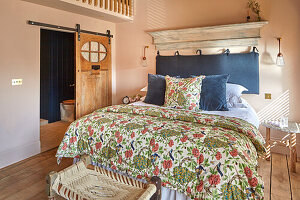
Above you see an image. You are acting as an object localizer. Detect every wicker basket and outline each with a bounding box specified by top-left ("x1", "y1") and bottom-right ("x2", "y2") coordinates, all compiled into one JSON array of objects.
[{"x1": 46, "y1": 160, "x2": 160, "y2": 200}]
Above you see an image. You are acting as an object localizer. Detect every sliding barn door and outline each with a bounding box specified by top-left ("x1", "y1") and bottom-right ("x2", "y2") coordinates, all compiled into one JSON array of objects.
[{"x1": 75, "y1": 33, "x2": 112, "y2": 119}]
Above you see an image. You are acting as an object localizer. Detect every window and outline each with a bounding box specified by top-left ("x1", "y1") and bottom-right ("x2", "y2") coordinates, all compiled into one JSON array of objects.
[{"x1": 81, "y1": 41, "x2": 107, "y2": 63}]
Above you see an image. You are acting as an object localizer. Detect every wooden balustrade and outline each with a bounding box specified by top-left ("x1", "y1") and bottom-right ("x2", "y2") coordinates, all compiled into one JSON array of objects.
[{"x1": 76, "y1": 0, "x2": 133, "y2": 17}]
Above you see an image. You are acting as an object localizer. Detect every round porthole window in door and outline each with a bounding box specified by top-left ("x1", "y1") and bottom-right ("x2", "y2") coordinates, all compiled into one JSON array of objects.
[{"x1": 81, "y1": 41, "x2": 107, "y2": 63}]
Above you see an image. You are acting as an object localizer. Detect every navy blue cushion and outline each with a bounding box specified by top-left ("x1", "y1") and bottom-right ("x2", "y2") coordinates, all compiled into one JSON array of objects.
[
  {"x1": 200, "y1": 74, "x2": 230, "y2": 111},
  {"x1": 144, "y1": 74, "x2": 166, "y2": 106}
]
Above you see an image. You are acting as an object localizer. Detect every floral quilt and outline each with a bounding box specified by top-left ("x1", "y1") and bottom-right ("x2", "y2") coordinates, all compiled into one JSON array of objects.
[{"x1": 56, "y1": 105, "x2": 266, "y2": 200}]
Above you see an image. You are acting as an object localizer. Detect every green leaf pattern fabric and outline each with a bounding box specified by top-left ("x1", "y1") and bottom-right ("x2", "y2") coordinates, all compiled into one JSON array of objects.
[
  {"x1": 164, "y1": 76, "x2": 205, "y2": 111},
  {"x1": 57, "y1": 105, "x2": 266, "y2": 200}
]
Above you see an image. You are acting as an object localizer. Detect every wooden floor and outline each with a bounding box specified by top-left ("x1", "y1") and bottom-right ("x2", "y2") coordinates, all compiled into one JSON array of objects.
[
  {"x1": 258, "y1": 154, "x2": 300, "y2": 200},
  {"x1": 0, "y1": 149, "x2": 298, "y2": 199},
  {"x1": 40, "y1": 121, "x2": 70, "y2": 152},
  {"x1": 0, "y1": 148, "x2": 73, "y2": 200}
]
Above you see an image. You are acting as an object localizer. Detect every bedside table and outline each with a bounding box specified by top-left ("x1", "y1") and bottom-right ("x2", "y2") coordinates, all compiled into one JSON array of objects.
[{"x1": 261, "y1": 121, "x2": 299, "y2": 173}]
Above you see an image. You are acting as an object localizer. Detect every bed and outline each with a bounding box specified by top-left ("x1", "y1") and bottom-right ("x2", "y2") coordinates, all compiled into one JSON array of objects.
[{"x1": 56, "y1": 51, "x2": 265, "y2": 200}]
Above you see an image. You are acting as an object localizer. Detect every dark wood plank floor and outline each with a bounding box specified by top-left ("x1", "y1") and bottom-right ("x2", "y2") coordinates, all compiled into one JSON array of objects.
[{"x1": 0, "y1": 149, "x2": 298, "y2": 199}]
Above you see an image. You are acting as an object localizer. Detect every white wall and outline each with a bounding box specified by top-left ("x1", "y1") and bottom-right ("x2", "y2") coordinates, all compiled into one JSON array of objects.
[{"x1": 0, "y1": 0, "x2": 116, "y2": 168}]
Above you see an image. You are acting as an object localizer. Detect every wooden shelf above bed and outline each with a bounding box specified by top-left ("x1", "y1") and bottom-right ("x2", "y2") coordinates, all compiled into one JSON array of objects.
[{"x1": 148, "y1": 21, "x2": 268, "y2": 51}]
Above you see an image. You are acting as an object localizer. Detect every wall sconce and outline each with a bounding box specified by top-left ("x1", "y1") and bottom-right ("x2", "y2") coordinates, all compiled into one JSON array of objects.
[
  {"x1": 142, "y1": 46, "x2": 149, "y2": 67},
  {"x1": 276, "y1": 37, "x2": 285, "y2": 66}
]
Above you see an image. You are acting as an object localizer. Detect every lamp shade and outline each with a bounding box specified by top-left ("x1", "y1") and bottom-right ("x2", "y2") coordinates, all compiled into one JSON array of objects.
[{"x1": 276, "y1": 53, "x2": 285, "y2": 66}]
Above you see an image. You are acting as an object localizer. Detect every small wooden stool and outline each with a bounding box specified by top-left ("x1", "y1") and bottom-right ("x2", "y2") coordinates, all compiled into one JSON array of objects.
[{"x1": 46, "y1": 159, "x2": 161, "y2": 200}]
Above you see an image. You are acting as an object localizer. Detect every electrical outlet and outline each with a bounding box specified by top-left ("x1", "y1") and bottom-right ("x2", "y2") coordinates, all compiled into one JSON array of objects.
[
  {"x1": 12, "y1": 79, "x2": 22, "y2": 86},
  {"x1": 265, "y1": 93, "x2": 271, "y2": 99}
]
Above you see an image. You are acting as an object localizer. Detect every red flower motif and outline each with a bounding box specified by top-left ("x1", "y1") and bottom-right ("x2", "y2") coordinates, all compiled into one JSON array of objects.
[
  {"x1": 182, "y1": 87, "x2": 187, "y2": 91},
  {"x1": 248, "y1": 177, "x2": 258, "y2": 187},
  {"x1": 147, "y1": 120, "x2": 154, "y2": 124},
  {"x1": 152, "y1": 143, "x2": 159, "y2": 152},
  {"x1": 208, "y1": 174, "x2": 221, "y2": 186},
  {"x1": 125, "y1": 150, "x2": 133, "y2": 158},
  {"x1": 180, "y1": 135, "x2": 188, "y2": 143},
  {"x1": 212, "y1": 127, "x2": 218, "y2": 131},
  {"x1": 100, "y1": 126, "x2": 104, "y2": 132},
  {"x1": 110, "y1": 122, "x2": 116, "y2": 128},
  {"x1": 89, "y1": 129, "x2": 94, "y2": 136},
  {"x1": 198, "y1": 154, "x2": 204, "y2": 164},
  {"x1": 229, "y1": 137, "x2": 236, "y2": 141},
  {"x1": 131, "y1": 132, "x2": 135, "y2": 138},
  {"x1": 76, "y1": 122, "x2": 79, "y2": 127},
  {"x1": 88, "y1": 125, "x2": 92, "y2": 132},
  {"x1": 61, "y1": 142, "x2": 67, "y2": 150},
  {"x1": 141, "y1": 128, "x2": 148, "y2": 134},
  {"x1": 216, "y1": 151, "x2": 222, "y2": 160},
  {"x1": 153, "y1": 166, "x2": 159, "y2": 175},
  {"x1": 192, "y1": 148, "x2": 200, "y2": 157},
  {"x1": 95, "y1": 142, "x2": 102, "y2": 150},
  {"x1": 170, "y1": 89, "x2": 175, "y2": 93},
  {"x1": 230, "y1": 149, "x2": 238, "y2": 157},
  {"x1": 186, "y1": 186, "x2": 191, "y2": 194},
  {"x1": 196, "y1": 180, "x2": 204, "y2": 192},
  {"x1": 162, "y1": 182, "x2": 167, "y2": 187},
  {"x1": 69, "y1": 137, "x2": 77, "y2": 144},
  {"x1": 193, "y1": 134, "x2": 204, "y2": 138},
  {"x1": 205, "y1": 118, "x2": 213, "y2": 122},
  {"x1": 150, "y1": 138, "x2": 155, "y2": 146},
  {"x1": 191, "y1": 103, "x2": 196, "y2": 107},
  {"x1": 153, "y1": 127, "x2": 162, "y2": 131},
  {"x1": 137, "y1": 175, "x2": 142, "y2": 179},
  {"x1": 111, "y1": 165, "x2": 117, "y2": 170},
  {"x1": 144, "y1": 172, "x2": 148, "y2": 178},
  {"x1": 187, "y1": 94, "x2": 192, "y2": 97},
  {"x1": 120, "y1": 121, "x2": 129, "y2": 124},
  {"x1": 115, "y1": 131, "x2": 120, "y2": 138},
  {"x1": 163, "y1": 160, "x2": 173, "y2": 169},
  {"x1": 181, "y1": 125, "x2": 191, "y2": 130},
  {"x1": 244, "y1": 167, "x2": 253, "y2": 178},
  {"x1": 168, "y1": 140, "x2": 174, "y2": 147},
  {"x1": 178, "y1": 82, "x2": 184, "y2": 86},
  {"x1": 117, "y1": 136, "x2": 123, "y2": 143},
  {"x1": 118, "y1": 156, "x2": 122, "y2": 164}
]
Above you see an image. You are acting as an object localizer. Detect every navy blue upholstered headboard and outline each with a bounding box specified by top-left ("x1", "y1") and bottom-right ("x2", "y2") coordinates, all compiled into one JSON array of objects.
[{"x1": 156, "y1": 51, "x2": 259, "y2": 94}]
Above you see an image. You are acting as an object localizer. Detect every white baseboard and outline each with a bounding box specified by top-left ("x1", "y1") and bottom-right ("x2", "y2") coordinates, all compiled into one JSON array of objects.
[{"x1": 0, "y1": 141, "x2": 41, "y2": 169}]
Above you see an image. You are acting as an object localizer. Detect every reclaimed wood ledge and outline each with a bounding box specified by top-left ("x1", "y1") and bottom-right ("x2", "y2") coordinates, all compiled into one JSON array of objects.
[{"x1": 148, "y1": 21, "x2": 268, "y2": 51}]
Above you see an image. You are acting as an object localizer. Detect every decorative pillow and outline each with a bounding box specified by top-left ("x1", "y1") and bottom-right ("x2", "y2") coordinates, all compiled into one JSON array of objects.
[
  {"x1": 164, "y1": 75, "x2": 205, "y2": 111},
  {"x1": 226, "y1": 83, "x2": 248, "y2": 108},
  {"x1": 144, "y1": 74, "x2": 166, "y2": 106},
  {"x1": 200, "y1": 74, "x2": 229, "y2": 111}
]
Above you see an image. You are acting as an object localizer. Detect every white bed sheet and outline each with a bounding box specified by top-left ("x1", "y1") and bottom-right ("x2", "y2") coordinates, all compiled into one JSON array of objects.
[{"x1": 130, "y1": 99, "x2": 259, "y2": 128}]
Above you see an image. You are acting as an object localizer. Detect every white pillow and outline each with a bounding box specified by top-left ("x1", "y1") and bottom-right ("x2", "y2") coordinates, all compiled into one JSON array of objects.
[{"x1": 226, "y1": 83, "x2": 248, "y2": 108}]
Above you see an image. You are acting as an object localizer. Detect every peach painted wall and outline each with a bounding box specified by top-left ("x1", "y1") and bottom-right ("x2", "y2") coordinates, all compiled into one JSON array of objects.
[
  {"x1": 116, "y1": 0, "x2": 300, "y2": 154},
  {"x1": 0, "y1": 0, "x2": 116, "y2": 168}
]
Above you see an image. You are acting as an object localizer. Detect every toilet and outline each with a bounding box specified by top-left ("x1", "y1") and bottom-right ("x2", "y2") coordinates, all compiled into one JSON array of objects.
[{"x1": 60, "y1": 99, "x2": 75, "y2": 122}]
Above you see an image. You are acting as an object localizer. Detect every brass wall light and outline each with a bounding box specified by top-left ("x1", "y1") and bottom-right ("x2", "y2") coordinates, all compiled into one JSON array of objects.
[
  {"x1": 276, "y1": 38, "x2": 285, "y2": 66},
  {"x1": 142, "y1": 46, "x2": 149, "y2": 67}
]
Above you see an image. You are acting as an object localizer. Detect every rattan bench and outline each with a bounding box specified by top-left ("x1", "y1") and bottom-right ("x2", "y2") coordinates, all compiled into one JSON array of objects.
[{"x1": 46, "y1": 158, "x2": 161, "y2": 200}]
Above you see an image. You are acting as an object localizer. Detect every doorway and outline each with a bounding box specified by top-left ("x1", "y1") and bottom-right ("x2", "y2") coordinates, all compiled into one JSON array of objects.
[{"x1": 40, "y1": 29, "x2": 75, "y2": 152}]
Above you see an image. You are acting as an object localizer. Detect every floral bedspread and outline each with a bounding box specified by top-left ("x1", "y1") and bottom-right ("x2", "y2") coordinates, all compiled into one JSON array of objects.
[{"x1": 57, "y1": 105, "x2": 265, "y2": 200}]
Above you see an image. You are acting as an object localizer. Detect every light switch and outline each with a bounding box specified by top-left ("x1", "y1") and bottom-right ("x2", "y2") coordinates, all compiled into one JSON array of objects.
[
  {"x1": 12, "y1": 79, "x2": 22, "y2": 86},
  {"x1": 265, "y1": 93, "x2": 271, "y2": 99}
]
